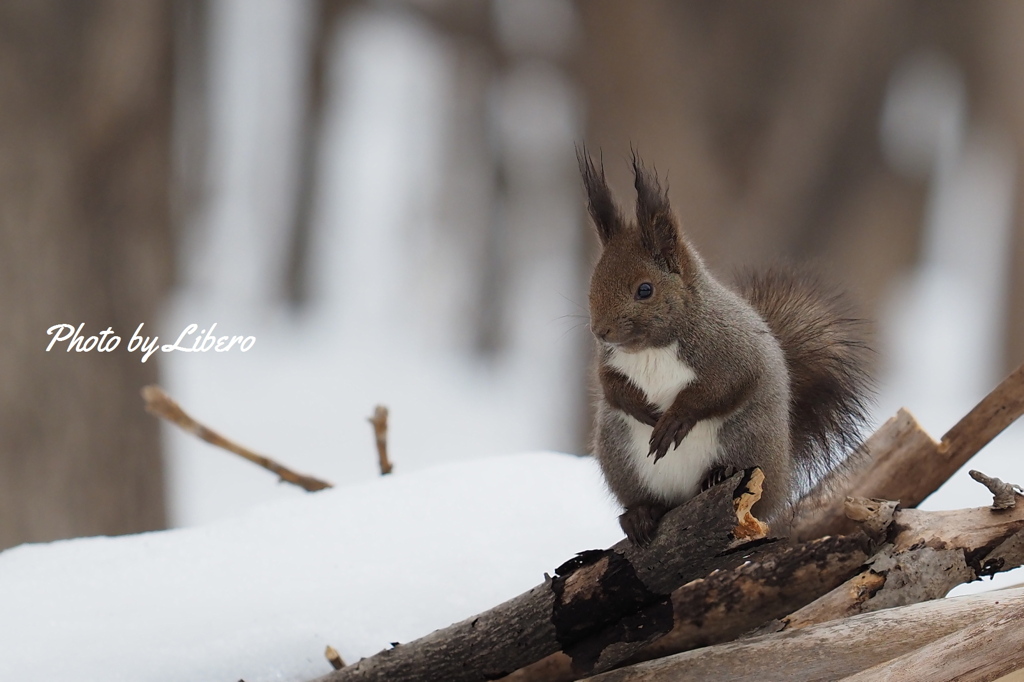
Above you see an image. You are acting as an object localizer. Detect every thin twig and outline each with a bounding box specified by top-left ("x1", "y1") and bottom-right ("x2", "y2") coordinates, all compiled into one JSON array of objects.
[
  {"x1": 141, "y1": 385, "x2": 333, "y2": 492},
  {"x1": 368, "y1": 405, "x2": 393, "y2": 475},
  {"x1": 969, "y1": 470, "x2": 1023, "y2": 510},
  {"x1": 325, "y1": 646, "x2": 346, "y2": 670}
]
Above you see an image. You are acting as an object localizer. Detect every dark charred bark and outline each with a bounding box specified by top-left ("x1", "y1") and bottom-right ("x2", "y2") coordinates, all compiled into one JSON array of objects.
[
  {"x1": 504, "y1": 533, "x2": 876, "y2": 682},
  {"x1": 316, "y1": 470, "x2": 772, "y2": 682}
]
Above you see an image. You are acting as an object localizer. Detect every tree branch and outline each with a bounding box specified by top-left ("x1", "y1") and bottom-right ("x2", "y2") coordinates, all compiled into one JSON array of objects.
[
  {"x1": 770, "y1": 497, "x2": 1024, "y2": 635},
  {"x1": 315, "y1": 470, "x2": 770, "y2": 682},
  {"x1": 506, "y1": 493, "x2": 1024, "y2": 681},
  {"x1": 839, "y1": 608, "x2": 1024, "y2": 682},
  {"x1": 795, "y1": 362, "x2": 1024, "y2": 539},
  {"x1": 141, "y1": 385, "x2": 333, "y2": 492},
  {"x1": 584, "y1": 587, "x2": 1024, "y2": 682}
]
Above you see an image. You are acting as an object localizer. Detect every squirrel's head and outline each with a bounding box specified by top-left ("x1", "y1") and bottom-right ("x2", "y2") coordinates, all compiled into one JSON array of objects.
[{"x1": 579, "y1": 150, "x2": 701, "y2": 352}]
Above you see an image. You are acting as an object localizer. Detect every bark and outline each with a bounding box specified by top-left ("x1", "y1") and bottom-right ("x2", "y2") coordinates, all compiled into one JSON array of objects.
[
  {"x1": 839, "y1": 609, "x2": 1024, "y2": 682},
  {"x1": 504, "y1": 534, "x2": 874, "y2": 682},
  {"x1": 774, "y1": 501, "x2": 1024, "y2": 635},
  {"x1": 316, "y1": 470, "x2": 771, "y2": 682},
  {"x1": 582, "y1": 588, "x2": 1024, "y2": 682},
  {"x1": 611, "y1": 534, "x2": 872, "y2": 670},
  {"x1": 504, "y1": 495, "x2": 1024, "y2": 681}
]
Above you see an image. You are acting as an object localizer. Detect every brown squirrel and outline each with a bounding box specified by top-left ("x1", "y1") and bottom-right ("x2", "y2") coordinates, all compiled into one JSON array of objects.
[{"x1": 580, "y1": 151, "x2": 871, "y2": 545}]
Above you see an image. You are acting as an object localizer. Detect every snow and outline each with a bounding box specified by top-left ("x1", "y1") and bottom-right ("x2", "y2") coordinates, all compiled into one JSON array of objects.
[{"x1": 0, "y1": 452, "x2": 621, "y2": 682}]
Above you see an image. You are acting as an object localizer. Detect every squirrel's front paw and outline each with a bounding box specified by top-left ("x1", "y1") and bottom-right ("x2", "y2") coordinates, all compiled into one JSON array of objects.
[
  {"x1": 648, "y1": 413, "x2": 697, "y2": 462},
  {"x1": 619, "y1": 503, "x2": 668, "y2": 546},
  {"x1": 632, "y1": 404, "x2": 661, "y2": 428}
]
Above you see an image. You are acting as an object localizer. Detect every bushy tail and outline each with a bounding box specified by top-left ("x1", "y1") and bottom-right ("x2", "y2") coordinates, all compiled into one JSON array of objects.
[{"x1": 737, "y1": 268, "x2": 873, "y2": 491}]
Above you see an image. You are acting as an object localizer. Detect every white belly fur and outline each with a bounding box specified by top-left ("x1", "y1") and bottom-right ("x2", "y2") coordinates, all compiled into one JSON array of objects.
[{"x1": 608, "y1": 343, "x2": 722, "y2": 504}]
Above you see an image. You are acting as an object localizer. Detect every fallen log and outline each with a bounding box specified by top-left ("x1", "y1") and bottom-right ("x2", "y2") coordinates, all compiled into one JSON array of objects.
[
  {"x1": 315, "y1": 470, "x2": 771, "y2": 682},
  {"x1": 510, "y1": 490, "x2": 1024, "y2": 681},
  {"x1": 606, "y1": 534, "x2": 872, "y2": 670},
  {"x1": 838, "y1": 607, "x2": 1024, "y2": 682},
  {"x1": 582, "y1": 587, "x2": 1024, "y2": 682},
  {"x1": 503, "y1": 533, "x2": 876, "y2": 682}
]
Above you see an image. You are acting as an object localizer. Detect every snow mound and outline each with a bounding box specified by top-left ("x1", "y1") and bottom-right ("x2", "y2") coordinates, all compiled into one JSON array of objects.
[{"x1": 0, "y1": 452, "x2": 620, "y2": 682}]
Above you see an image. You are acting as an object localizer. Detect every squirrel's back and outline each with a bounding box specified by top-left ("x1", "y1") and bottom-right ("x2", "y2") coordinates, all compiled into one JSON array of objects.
[{"x1": 737, "y1": 268, "x2": 872, "y2": 491}]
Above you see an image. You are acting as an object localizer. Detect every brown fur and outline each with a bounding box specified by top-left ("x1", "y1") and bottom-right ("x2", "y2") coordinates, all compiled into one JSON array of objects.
[
  {"x1": 580, "y1": 150, "x2": 872, "y2": 544},
  {"x1": 736, "y1": 269, "x2": 873, "y2": 492}
]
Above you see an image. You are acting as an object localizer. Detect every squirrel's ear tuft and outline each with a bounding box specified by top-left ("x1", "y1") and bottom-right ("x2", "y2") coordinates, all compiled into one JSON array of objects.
[
  {"x1": 577, "y1": 146, "x2": 622, "y2": 246},
  {"x1": 632, "y1": 153, "x2": 684, "y2": 274}
]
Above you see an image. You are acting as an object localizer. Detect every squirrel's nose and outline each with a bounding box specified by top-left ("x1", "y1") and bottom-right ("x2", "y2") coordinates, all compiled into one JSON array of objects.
[{"x1": 595, "y1": 325, "x2": 612, "y2": 341}]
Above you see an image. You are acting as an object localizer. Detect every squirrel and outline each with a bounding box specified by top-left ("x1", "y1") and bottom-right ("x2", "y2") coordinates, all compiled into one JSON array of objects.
[{"x1": 579, "y1": 151, "x2": 872, "y2": 545}]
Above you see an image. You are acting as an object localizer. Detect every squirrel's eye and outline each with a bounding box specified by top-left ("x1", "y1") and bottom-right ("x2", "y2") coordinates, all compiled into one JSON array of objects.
[{"x1": 636, "y1": 282, "x2": 653, "y2": 300}]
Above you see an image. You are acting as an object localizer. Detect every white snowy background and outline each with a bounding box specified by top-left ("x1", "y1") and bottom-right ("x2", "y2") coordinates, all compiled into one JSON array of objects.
[{"x1": 3, "y1": 2, "x2": 1024, "y2": 681}]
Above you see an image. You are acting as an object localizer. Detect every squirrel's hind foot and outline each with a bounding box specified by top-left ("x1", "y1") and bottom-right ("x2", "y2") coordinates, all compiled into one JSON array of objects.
[{"x1": 619, "y1": 503, "x2": 668, "y2": 546}]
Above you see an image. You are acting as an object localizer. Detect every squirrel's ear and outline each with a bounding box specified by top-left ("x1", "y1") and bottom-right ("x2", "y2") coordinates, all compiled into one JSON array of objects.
[
  {"x1": 577, "y1": 146, "x2": 622, "y2": 246},
  {"x1": 632, "y1": 154, "x2": 686, "y2": 274}
]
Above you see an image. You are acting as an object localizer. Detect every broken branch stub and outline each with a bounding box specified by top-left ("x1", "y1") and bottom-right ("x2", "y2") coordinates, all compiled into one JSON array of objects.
[
  {"x1": 367, "y1": 405, "x2": 393, "y2": 475},
  {"x1": 843, "y1": 497, "x2": 898, "y2": 538},
  {"x1": 325, "y1": 646, "x2": 346, "y2": 671},
  {"x1": 969, "y1": 469, "x2": 1022, "y2": 510}
]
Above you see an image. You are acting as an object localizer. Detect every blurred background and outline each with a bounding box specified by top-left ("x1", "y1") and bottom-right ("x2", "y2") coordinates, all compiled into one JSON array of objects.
[{"x1": 2, "y1": 0, "x2": 1024, "y2": 551}]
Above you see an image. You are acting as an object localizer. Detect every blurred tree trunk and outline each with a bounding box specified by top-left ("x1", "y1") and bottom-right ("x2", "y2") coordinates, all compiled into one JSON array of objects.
[
  {"x1": 0, "y1": 1, "x2": 173, "y2": 549},
  {"x1": 573, "y1": 0, "x2": 931, "y2": 446},
  {"x1": 966, "y1": 1, "x2": 1024, "y2": 373},
  {"x1": 575, "y1": 0, "x2": 925, "y2": 310},
  {"x1": 285, "y1": 0, "x2": 353, "y2": 308},
  {"x1": 576, "y1": 0, "x2": 1024, "y2": 377}
]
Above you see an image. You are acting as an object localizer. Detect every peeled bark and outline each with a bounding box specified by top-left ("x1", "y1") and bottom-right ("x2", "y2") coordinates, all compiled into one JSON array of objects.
[{"x1": 780, "y1": 501, "x2": 1024, "y2": 634}]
